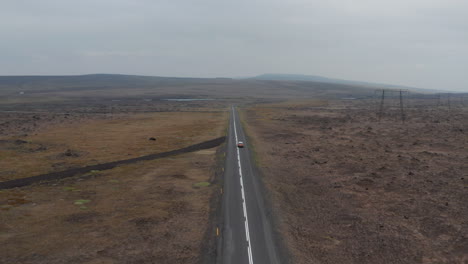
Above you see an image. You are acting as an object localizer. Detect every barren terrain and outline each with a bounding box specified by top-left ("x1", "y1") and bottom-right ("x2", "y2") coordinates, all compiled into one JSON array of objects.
[
  {"x1": 0, "y1": 94, "x2": 227, "y2": 263},
  {"x1": 2, "y1": 75, "x2": 466, "y2": 263},
  {"x1": 0, "y1": 111, "x2": 225, "y2": 181},
  {"x1": 1, "y1": 150, "x2": 222, "y2": 263},
  {"x1": 243, "y1": 99, "x2": 468, "y2": 264}
]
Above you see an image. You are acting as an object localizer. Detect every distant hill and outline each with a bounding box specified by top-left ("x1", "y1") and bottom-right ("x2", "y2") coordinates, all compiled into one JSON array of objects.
[
  {"x1": 249, "y1": 73, "x2": 439, "y2": 93},
  {"x1": 0, "y1": 74, "x2": 449, "y2": 102},
  {"x1": 0, "y1": 74, "x2": 219, "y2": 89},
  {"x1": 250, "y1": 73, "x2": 343, "y2": 83},
  {"x1": 0, "y1": 73, "x2": 440, "y2": 93},
  {"x1": 0, "y1": 73, "x2": 379, "y2": 101}
]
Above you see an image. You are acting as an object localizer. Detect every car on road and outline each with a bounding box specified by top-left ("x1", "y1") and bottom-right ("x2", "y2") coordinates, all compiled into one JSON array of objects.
[{"x1": 237, "y1": 141, "x2": 244, "y2": 148}]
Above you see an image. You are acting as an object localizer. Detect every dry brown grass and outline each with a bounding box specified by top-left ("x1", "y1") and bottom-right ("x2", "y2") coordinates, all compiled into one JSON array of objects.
[
  {"x1": 245, "y1": 100, "x2": 329, "y2": 124},
  {"x1": 0, "y1": 149, "x2": 220, "y2": 263},
  {"x1": 252, "y1": 99, "x2": 329, "y2": 109},
  {"x1": 0, "y1": 108, "x2": 228, "y2": 263},
  {"x1": 0, "y1": 111, "x2": 227, "y2": 181}
]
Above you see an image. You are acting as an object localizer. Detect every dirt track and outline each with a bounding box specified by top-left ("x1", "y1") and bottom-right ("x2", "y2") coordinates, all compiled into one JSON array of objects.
[
  {"x1": 0, "y1": 148, "x2": 222, "y2": 264},
  {"x1": 0, "y1": 136, "x2": 225, "y2": 189},
  {"x1": 0, "y1": 99, "x2": 228, "y2": 263}
]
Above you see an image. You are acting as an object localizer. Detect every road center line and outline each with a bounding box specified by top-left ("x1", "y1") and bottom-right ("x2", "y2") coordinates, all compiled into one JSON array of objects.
[{"x1": 232, "y1": 107, "x2": 254, "y2": 264}]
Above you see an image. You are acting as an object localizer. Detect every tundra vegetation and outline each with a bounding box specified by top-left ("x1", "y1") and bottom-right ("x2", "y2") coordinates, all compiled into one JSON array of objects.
[
  {"x1": 0, "y1": 76, "x2": 228, "y2": 263},
  {"x1": 243, "y1": 98, "x2": 468, "y2": 264},
  {"x1": 1, "y1": 75, "x2": 466, "y2": 263}
]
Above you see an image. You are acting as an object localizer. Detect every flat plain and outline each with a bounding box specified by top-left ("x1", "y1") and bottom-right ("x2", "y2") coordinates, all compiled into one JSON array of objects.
[
  {"x1": 0, "y1": 78, "x2": 228, "y2": 263},
  {"x1": 1, "y1": 75, "x2": 467, "y2": 263},
  {"x1": 243, "y1": 99, "x2": 468, "y2": 264}
]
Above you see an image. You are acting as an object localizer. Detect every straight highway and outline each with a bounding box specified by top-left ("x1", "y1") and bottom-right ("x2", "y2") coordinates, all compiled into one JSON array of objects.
[{"x1": 218, "y1": 106, "x2": 280, "y2": 264}]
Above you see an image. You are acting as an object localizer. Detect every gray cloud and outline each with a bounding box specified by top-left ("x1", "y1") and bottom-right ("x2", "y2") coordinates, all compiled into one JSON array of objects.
[{"x1": 1, "y1": 0, "x2": 467, "y2": 91}]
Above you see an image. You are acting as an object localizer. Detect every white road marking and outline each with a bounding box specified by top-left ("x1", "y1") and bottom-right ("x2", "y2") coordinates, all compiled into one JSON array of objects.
[{"x1": 232, "y1": 107, "x2": 254, "y2": 264}]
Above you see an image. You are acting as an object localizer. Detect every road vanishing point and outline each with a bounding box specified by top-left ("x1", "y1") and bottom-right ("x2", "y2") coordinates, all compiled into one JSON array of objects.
[{"x1": 218, "y1": 106, "x2": 280, "y2": 264}]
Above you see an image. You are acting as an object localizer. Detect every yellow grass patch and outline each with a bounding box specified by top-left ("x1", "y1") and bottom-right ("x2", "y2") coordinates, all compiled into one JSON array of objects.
[{"x1": 0, "y1": 111, "x2": 227, "y2": 181}]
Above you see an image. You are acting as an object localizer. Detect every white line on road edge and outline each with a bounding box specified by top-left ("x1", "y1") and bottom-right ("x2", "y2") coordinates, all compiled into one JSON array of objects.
[{"x1": 232, "y1": 107, "x2": 254, "y2": 264}]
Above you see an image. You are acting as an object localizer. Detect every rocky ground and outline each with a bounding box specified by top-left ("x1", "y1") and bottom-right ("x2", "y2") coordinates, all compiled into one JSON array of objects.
[
  {"x1": 0, "y1": 149, "x2": 222, "y2": 264},
  {"x1": 0, "y1": 99, "x2": 227, "y2": 264},
  {"x1": 244, "y1": 99, "x2": 468, "y2": 264}
]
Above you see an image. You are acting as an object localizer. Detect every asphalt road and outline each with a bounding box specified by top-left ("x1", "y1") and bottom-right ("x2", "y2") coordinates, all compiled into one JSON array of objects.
[{"x1": 219, "y1": 106, "x2": 280, "y2": 264}]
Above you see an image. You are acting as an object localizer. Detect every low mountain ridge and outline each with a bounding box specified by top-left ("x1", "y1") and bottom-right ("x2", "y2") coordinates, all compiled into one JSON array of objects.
[{"x1": 250, "y1": 73, "x2": 440, "y2": 93}]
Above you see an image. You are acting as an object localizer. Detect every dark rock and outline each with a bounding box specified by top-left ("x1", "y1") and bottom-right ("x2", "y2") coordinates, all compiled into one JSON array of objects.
[
  {"x1": 14, "y1": 140, "x2": 28, "y2": 145},
  {"x1": 60, "y1": 149, "x2": 81, "y2": 158}
]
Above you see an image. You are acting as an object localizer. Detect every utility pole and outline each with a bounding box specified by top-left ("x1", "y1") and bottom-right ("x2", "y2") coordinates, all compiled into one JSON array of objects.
[
  {"x1": 378, "y1": 89, "x2": 385, "y2": 122},
  {"x1": 399, "y1": 90, "x2": 405, "y2": 123},
  {"x1": 447, "y1": 93, "x2": 451, "y2": 110}
]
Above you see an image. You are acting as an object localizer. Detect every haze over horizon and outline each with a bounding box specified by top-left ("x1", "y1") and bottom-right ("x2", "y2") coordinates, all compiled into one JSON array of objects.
[{"x1": 1, "y1": 0, "x2": 467, "y2": 92}]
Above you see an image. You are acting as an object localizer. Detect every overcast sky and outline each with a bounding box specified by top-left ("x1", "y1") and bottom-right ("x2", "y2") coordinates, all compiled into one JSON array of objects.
[{"x1": 1, "y1": 0, "x2": 467, "y2": 91}]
